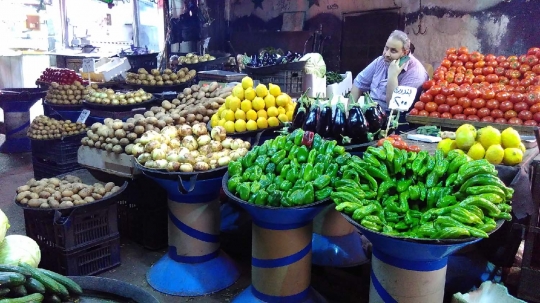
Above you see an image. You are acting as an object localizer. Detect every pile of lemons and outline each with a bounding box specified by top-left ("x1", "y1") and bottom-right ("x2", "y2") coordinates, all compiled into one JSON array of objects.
[
  {"x1": 210, "y1": 76, "x2": 296, "y2": 133},
  {"x1": 438, "y1": 124, "x2": 525, "y2": 166}
]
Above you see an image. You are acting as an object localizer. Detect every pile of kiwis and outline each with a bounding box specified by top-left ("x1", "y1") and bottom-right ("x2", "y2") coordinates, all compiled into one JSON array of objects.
[
  {"x1": 28, "y1": 115, "x2": 87, "y2": 140},
  {"x1": 45, "y1": 81, "x2": 88, "y2": 105},
  {"x1": 81, "y1": 118, "x2": 144, "y2": 154},
  {"x1": 125, "y1": 68, "x2": 196, "y2": 86},
  {"x1": 15, "y1": 175, "x2": 122, "y2": 209}
]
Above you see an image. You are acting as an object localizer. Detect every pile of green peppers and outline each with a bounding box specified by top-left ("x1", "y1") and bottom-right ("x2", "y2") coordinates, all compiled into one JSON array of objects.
[
  {"x1": 333, "y1": 140, "x2": 515, "y2": 240},
  {"x1": 226, "y1": 129, "x2": 347, "y2": 207}
]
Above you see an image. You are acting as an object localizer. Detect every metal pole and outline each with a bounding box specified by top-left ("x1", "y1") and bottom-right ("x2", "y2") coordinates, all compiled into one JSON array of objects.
[
  {"x1": 59, "y1": 0, "x2": 69, "y2": 48},
  {"x1": 133, "y1": 0, "x2": 141, "y2": 47},
  {"x1": 163, "y1": 0, "x2": 170, "y2": 69}
]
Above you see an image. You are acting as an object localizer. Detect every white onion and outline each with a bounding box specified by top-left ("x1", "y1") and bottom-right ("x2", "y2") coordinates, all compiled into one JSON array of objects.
[
  {"x1": 197, "y1": 135, "x2": 211, "y2": 147},
  {"x1": 152, "y1": 149, "x2": 167, "y2": 160},
  {"x1": 218, "y1": 156, "x2": 231, "y2": 167}
]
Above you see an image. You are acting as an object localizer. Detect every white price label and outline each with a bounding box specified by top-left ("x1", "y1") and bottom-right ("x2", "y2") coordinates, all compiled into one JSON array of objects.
[
  {"x1": 388, "y1": 86, "x2": 417, "y2": 111},
  {"x1": 77, "y1": 109, "x2": 90, "y2": 123},
  {"x1": 82, "y1": 58, "x2": 95, "y2": 73}
]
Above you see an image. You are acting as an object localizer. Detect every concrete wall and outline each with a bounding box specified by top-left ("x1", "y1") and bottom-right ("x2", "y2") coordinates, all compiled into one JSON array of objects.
[{"x1": 227, "y1": 0, "x2": 540, "y2": 71}]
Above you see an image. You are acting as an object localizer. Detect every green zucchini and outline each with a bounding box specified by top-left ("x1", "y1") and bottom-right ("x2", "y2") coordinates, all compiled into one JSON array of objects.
[
  {"x1": 0, "y1": 273, "x2": 25, "y2": 288},
  {"x1": 43, "y1": 295, "x2": 60, "y2": 303},
  {"x1": 0, "y1": 267, "x2": 31, "y2": 278},
  {"x1": 0, "y1": 293, "x2": 43, "y2": 303},
  {"x1": 23, "y1": 278, "x2": 45, "y2": 294},
  {"x1": 37, "y1": 269, "x2": 82, "y2": 295},
  {"x1": 0, "y1": 288, "x2": 9, "y2": 297},
  {"x1": 17, "y1": 265, "x2": 67, "y2": 298},
  {"x1": 8, "y1": 285, "x2": 26, "y2": 297}
]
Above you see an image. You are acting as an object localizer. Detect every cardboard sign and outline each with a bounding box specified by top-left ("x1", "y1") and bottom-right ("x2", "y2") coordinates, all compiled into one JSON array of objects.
[
  {"x1": 388, "y1": 86, "x2": 417, "y2": 111},
  {"x1": 77, "y1": 109, "x2": 90, "y2": 123},
  {"x1": 82, "y1": 58, "x2": 95, "y2": 73}
]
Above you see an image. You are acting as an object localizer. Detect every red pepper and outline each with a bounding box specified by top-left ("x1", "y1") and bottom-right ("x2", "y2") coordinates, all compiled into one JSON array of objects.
[{"x1": 302, "y1": 131, "x2": 314, "y2": 148}]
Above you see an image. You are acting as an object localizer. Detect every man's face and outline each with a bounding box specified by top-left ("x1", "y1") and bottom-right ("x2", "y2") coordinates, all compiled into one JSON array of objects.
[{"x1": 383, "y1": 38, "x2": 407, "y2": 64}]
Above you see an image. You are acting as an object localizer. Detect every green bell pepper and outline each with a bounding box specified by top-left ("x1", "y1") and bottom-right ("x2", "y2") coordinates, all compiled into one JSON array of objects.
[
  {"x1": 304, "y1": 183, "x2": 315, "y2": 204},
  {"x1": 288, "y1": 145, "x2": 299, "y2": 161},
  {"x1": 290, "y1": 189, "x2": 307, "y2": 206},
  {"x1": 303, "y1": 163, "x2": 314, "y2": 181},
  {"x1": 279, "y1": 180, "x2": 293, "y2": 191},
  {"x1": 286, "y1": 166, "x2": 299, "y2": 183},
  {"x1": 280, "y1": 164, "x2": 291, "y2": 179},
  {"x1": 242, "y1": 166, "x2": 255, "y2": 182},
  {"x1": 250, "y1": 166, "x2": 263, "y2": 182},
  {"x1": 297, "y1": 145, "x2": 309, "y2": 163},
  {"x1": 254, "y1": 190, "x2": 269, "y2": 206},
  {"x1": 312, "y1": 133, "x2": 323, "y2": 151},
  {"x1": 258, "y1": 143, "x2": 268, "y2": 156},
  {"x1": 242, "y1": 148, "x2": 259, "y2": 170},
  {"x1": 363, "y1": 153, "x2": 381, "y2": 167},
  {"x1": 270, "y1": 150, "x2": 287, "y2": 164},
  {"x1": 313, "y1": 175, "x2": 332, "y2": 190},
  {"x1": 325, "y1": 140, "x2": 338, "y2": 155},
  {"x1": 255, "y1": 155, "x2": 270, "y2": 170},
  {"x1": 227, "y1": 176, "x2": 242, "y2": 194},
  {"x1": 276, "y1": 158, "x2": 290, "y2": 174},
  {"x1": 259, "y1": 175, "x2": 272, "y2": 189},
  {"x1": 265, "y1": 162, "x2": 276, "y2": 174},
  {"x1": 324, "y1": 163, "x2": 338, "y2": 178},
  {"x1": 308, "y1": 149, "x2": 318, "y2": 165},
  {"x1": 250, "y1": 181, "x2": 261, "y2": 193},
  {"x1": 268, "y1": 191, "x2": 282, "y2": 207},
  {"x1": 237, "y1": 183, "x2": 251, "y2": 201},
  {"x1": 228, "y1": 161, "x2": 243, "y2": 178},
  {"x1": 315, "y1": 187, "x2": 332, "y2": 200}
]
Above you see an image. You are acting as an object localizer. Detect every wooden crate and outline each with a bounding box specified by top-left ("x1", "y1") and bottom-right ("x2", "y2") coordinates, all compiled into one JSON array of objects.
[{"x1": 406, "y1": 114, "x2": 537, "y2": 136}]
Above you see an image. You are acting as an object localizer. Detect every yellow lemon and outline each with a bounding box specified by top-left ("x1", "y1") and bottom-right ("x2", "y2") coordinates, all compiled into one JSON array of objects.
[
  {"x1": 437, "y1": 138, "x2": 457, "y2": 156},
  {"x1": 257, "y1": 117, "x2": 268, "y2": 129},
  {"x1": 234, "y1": 119, "x2": 247, "y2": 132},
  {"x1": 246, "y1": 109, "x2": 258, "y2": 121},
  {"x1": 286, "y1": 110, "x2": 293, "y2": 121},
  {"x1": 501, "y1": 127, "x2": 521, "y2": 148},
  {"x1": 257, "y1": 110, "x2": 268, "y2": 119},
  {"x1": 218, "y1": 119, "x2": 226, "y2": 127},
  {"x1": 264, "y1": 94, "x2": 276, "y2": 109},
  {"x1": 244, "y1": 87, "x2": 256, "y2": 101},
  {"x1": 278, "y1": 113, "x2": 288, "y2": 123},
  {"x1": 246, "y1": 120, "x2": 258, "y2": 131},
  {"x1": 252, "y1": 97, "x2": 265, "y2": 111},
  {"x1": 277, "y1": 106, "x2": 286, "y2": 115},
  {"x1": 220, "y1": 109, "x2": 227, "y2": 119},
  {"x1": 485, "y1": 144, "x2": 504, "y2": 165},
  {"x1": 224, "y1": 110, "x2": 235, "y2": 122},
  {"x1": 519, "y1": 142, "x2": 526, "y2": 153},
  {"x1": 269, "y1": 83, "x2": 281, "y2": 97},
  {"x1": 455, "y1": 128, "x2": 476, "y2": 151},
  {"x1": 467, "y1": 142, "x2": 486, "y2": 160},
  {"x1": 255, "y1": 84, "x2": 268, "y2": 98},
  {"x1": 240, "y1": 100, "x2": 252, "y2": 112},
  {"x1": 287, "y1": 103, "x2": 296, "y2": 113},
  {"x1": 276, "y1": 94, "x2": 289, "y2": 107},
  {"x1": 232, "y1": 85, "x2": 245, "y2": 100},
  {"x1": 229, "y1": 96, "x2": 241, "y2": 112},
  {"x1": 456, "y1": 124, "x2": 477, "y2": 139},
  {"x1": 477, "y1": 126, "x2": 501, "y2": 150},
  {"x1": 267, "y1": 106, "x2": 279, "y2": 117},
  {"x1": 224, "y1": 95, "x2": 234, "y2": 109},
  {"x1": 210, "y1": 117, "x2": 219, "y2": 127},
  {"x1": 224, "y1": 121, "x2": 235, "y2": 133},
  {"x1": 242, "y1": 76, "x2": 254, "y2": 90},
  {"x1": 503, "y1": 148, "x2": 523, "y2": 165},
  {"x1": 235, "y1": 109, "x2": 246, "y2": 121},
  {"x1": 268, "y1": 116, "x2": 280, "y2": 127}
]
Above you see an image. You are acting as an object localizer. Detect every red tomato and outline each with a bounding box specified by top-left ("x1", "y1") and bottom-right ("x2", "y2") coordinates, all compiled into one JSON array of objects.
[
  {"x1": 494, "y1": 117, "x2": 507, "y2": 124},
  {"x1": 409, "y1": 108, "x2": 419, "y2": 115},
  {"x1": 377, "y1": 137, "x2": 395, "y2": 146},
  {"x1": 474, "y1": 75, "x2": 486, "y2": 83},
  {"x1": 467, "y1": 88, "x2": 481, "y2": 99},
  {"x1": 471, "y1": 98, "x2": 486, "y2": 109},
  {"x1": 473, "y1": 67, "x2": 483, "y2": 76},
  {"x1": 453, "y1": 114, "x2": 467, "y2": 120},
  {"x1": 454, "y1": 73, "x2": 464, "y2": 84},
  {"x1": 458, "y1": 46, "x2": 469, "y2": 55},
  {"x1": 454, "y1": 86, "x2": 469, "y2": 98},
  {"x1": 495, "y1": 91, "x2": 510, "y2": 102},
  {"x1": 450, "y1": 105, "x2": 464, "y2": 115},
  {"x1": 427, "y1": 85, "x2": 442, "y2": 96},
  {"x1": 464, "y1": 61, "x2": 475, "y2": 69},
  {"x1": 528, "y1": 47, "x2": 540, "y2": 56},
  {"x1": 524, "y1": 71, "x2": 536, "y2": 79},
  {"x1": 447, "y1": 54, "x2": 458, "y2": 62},
  {"x1": 438, "y1": 104, "x2": 450, "y2": 113},
  {"x1": 485, "y1": 54, "x2": 496, "y2": 61},
  {"x1": 389, "y1": 134, "x2": 403, "y2": 141},
  {"x1": 464, "y1": 107, "x2": 478, "y2": 116},
  {"x1": 440, "y1": 85, "x2": 455, "y2": 96},
  {"x1": 496, "y1": 55, "x2": 507, "y2": 63},
  {"x1": 425, "y1": 102, "x2": 438, "y2": 113},
  {"x1": 456, "y1": 66, "x2": 467, "y2": 74},
  {"x1": 518, "y1": 110, "x2": 533, "y2": 121},
  {"x1": 500, "y1": 101, "x2": 514, "y2": 112},
  {"x1": 481, "y1": 116, "x2": 494, "y2": 122},
  {"x1": 440, "y1": 59, "x2": 452, "y2": 69},
  {"x1": 514, "y1": 102, "x2": 529, "y2": 112},
  {"x1": 441, "y1": 112, "x2": 453, "y2": 119},
  {"x1": 438, "y1": 80, "x2": 449, "y2": 87},
  {"x1": 452, "y1": 60, "x2": 464, "y2": 68},
  {"x1": 532, "y1": 64, "x2": 540, "y2": 74},
  {"x1": 509, "y1": 70, "x2": 521, "y2": 79},
  {"x1": 509, "y1": 61, "x2": 521, "y2": 70},
  {"x1": 434, "y1": 94, "x2": 446, "y2": 105},
  {"x1": 492, "y1": 83, "x2": 507, "y2": 93},
  {"x1": 499, "y1": 76, "x2": 510, "y2": 85},
  {"x1": 414, "y1": 101, "x2": 425, "y2": 110},
  {"x1": 467, "y1": 115, "x2": 480, "y2": 121},
  {"x1": 504, "y1": 110, "x2": 518, "y2": 120},
  {"x1": 521, "y1": 78, "x2": 532, "y2": 87},
  {"x1": 463, "y1": 75, "x2": 475, "y2": 84},
  {"x1": 407, "y1": 145, "x2": 422, "y2": 152},
  {"x1": 534, "y1": 112, "x2": 540, "y2": 123},
  {"x1": 486, "y1": 60, "x2": 498, "y2": 68},
  {"x1": 526, "y1": 55, "x2": 539, "y2": 66},
  {"x1": 470, "y1": 52, "x2": 483, "y2": 62},
  {"x1": 510, "y1": 92, "x2": 525, "y2": 104},
  {"x1": 458, "y1": 97, "x2": 472, "y2": 108},
  {"x1": 515, "y1": 86, "x2": 527, "y2": 93},
  {"x1": 519, "y1": 55, "x2": 528, "y2": 64},
  {"x1": 446, "y1": 48, "x2": 458, "y2": 56},
  {"x1": 483, "y1": 66, "x2": 495, "y2": 75},
  {"x1": 532, "y1": 76, "x2": 540, "y2": 86},
  {"x1": 477, "y1": 107, "x2": 491, "y2": 118},
  {"x1": 524, "y1": 120, "x2": 538, "y2": 126},
  {"x1": 458, "y1": 54, "x2": 469, "y2": 62},
  {"x1": 500, "y1": 61, "x2": 510, "y2": 69},
  {"x1": 530, "y1": 103, "x2": 540, "y2": 114},
  {"x1": 526, "y1": 91, "x2": 540, "y2": 106},
  {"x1": 474, "y1": 61, "x2": 486, "y2": 68},
  {"x1": 491, "y1": 109, "x2": 504, "y2": 118},
  {"x1": 446, "y1": 95, "x2": 458, "y2": 106},
  {"x1": 433, "y1": 72, "x2": 445, "y2": 81},
  {"x1": 486, "y1": 99, "x2": 500, "y2": 110},
  {"x1": 429, "y1": 112, "x2": 441, "y2": 118},
  {"x1": 445, "y1": 72, "x2": 455, "y2": 83},
  {"x1": 509, "y1": 78, "x2": 521, "y2": 87},
  {"x1": 494, "y1": 67, "x2": 506, "y2": 76},
  {"x1": 422, "y1": 80, "x2": 435, "y2": 91},
  {"x1": 519, "y1": 64, "x2": 532, "y2": 74},
  {"x1": 419, "y1": 93, "x2": 433, "y2": 103},
  {"x1": 481, "y1": 89, "x2": 495, "y2": 100},
  {"x1": 419, "y1": 110, "x2": 429, "y2": 117},
  {"x1": 393, "y1": 140, "x2": 408, "y2": 149},
  {"x1": 508, "y1": 117, "x2": 523, "y2": 125}
]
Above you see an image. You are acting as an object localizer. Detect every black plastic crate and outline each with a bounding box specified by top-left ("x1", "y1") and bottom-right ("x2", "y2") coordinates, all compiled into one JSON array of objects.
[
  {"x1": 120, "y1": 53, "x2": 159, "y2": 73},
  {"x1": 31, "y1": 134, "x2": 85, "y2": 165},
  {"x1": 32, "y1": 157, "x2": 81, "y2": 180},
  {"x1": 249, "y1": 70, "x2": 305, "y2": 98},
  {"x1": 39, "y1": 234, "x2": 121, "y2": 276},
  {"x1": 23, "y1": 193, "x2": 119, "y2": 251}
]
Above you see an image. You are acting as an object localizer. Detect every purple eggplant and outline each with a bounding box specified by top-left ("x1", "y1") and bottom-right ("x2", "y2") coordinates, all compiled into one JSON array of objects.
[
  {"x1": 291, "y1": 89, "x2": 311, "y2": 130},
  {"x1": 374, "y1": 104, "x2": 388, "y2": 128},
  {"x1": 316, "y1": 102, "x2": 332, "y2": 138},
  {"x1": 331, "y1": 101, "x2": 346, "y2": 141},
  {"x1": 302, "y1": 98, "x2": 319, "y2": 133},
  {"x1": 346, "y1": 97, "x2": 371, "y2": 144},
  {"x1": 363, "y1": 93, "x2": 384, "y2": 133}
]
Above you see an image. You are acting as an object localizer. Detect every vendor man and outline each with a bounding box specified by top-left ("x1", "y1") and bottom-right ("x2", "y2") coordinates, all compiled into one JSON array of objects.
[{"x1": 351, "y1": 30, "x2": 428, "y2": 112}]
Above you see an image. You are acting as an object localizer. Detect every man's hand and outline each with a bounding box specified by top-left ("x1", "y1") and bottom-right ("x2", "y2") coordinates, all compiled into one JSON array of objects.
[{"x1": 388, "y1": 59, "x2": 406, "y2": 79}]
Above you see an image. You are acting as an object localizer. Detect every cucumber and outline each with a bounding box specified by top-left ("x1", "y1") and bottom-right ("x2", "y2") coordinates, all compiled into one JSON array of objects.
[
  {"x1": 0, "y1": 288, "x2": 9, "y2": 297},
  {"x1": 23, "y1": 278, "x2": 45, "y2": 294},
  {"x1": 0, "y1": 293, "x2": 43, "y2": 303},
  {"x1": 0, "y1": 267, "x2": 31, "y2": 278},
  {"x1": 0, "y1": 273, "x2": 25, "y2": 288},
  {"x1": 37, "y1": 269, "x2": 82, "y2": 296},
  {"x1": 17, "y1": 265, "x2": 67, "y2": 299},
  {"x1": 8, "y1": 285, "x2": 26, "y2": 297},
  {"x1": 43, "y1": 295, "x2": 60, "y2": 303}
]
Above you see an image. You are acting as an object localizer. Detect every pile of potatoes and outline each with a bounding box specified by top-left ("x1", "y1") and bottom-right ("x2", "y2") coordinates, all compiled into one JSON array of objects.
[
  {"x1": 81, "y1": 118, "x2": 145, "y2": 154},
  {"x1": 45, "y1": 81, "x2": 87, "y2": 105},
  {"x1": 125, "y1": 68, "x2": 196, "y2": 86},
  {"x1": 15, "y1": 175, "x2": 121, "y2": 209},
  {"x1": 28, "y1": 115, "x2": 87, "y2": 140},
  {"x1": 179, "y1": 53, "x2": 216, "y2": 64}
]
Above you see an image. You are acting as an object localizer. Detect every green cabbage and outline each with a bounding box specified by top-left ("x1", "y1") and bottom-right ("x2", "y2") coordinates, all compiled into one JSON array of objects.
[
  {"x1": 0, "y1": 235, "x2": 41, "y2": 268},
  {"x1": 0, "y1": 209, "x2": 9, "y2": 244},
  {"x1": 300, "y1": 53, "x2": 326, "y2": 78}
]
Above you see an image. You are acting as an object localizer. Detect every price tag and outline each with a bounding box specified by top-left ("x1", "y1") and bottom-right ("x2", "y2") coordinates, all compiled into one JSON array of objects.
[
  {"x1": 388, "y1": 86, "x2": 417, "y2": 111},
  {"x1": 77, "y1": 109, "x2": 90, "y2": 123},
  {"x1": 82, "y1": 58, "x2": 95, "y2": 73}
]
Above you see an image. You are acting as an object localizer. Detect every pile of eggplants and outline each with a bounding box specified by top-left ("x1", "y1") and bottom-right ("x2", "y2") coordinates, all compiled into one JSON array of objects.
[
  {"x1": 291, "y1": 93, "x2": 388, "y2": 145},
  {"x1": 246, "y1": 51, "x2": 302, "y2": 68}
]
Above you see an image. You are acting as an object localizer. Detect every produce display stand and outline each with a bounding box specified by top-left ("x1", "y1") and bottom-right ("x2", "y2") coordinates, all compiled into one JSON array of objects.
[
  {"x1": 176, "y1": 52, "x2": 232, "y2": 72},
  {"x1": 343, "y1": 214, "x2": 503, "y2": 303},
  {"x1": 135, "y1": 163, "x2": 239, "y2": 296},
  {"x1": 223, "y1": 173, "x2": 329, "y2": 303},
  {"x1": 0, "y1": 88, "x2": 47, "y2": 153},
  {"x1": 78, "y1": 146, "x2": 140, "y2": 178},
  {"x1": 245, "y1": 62, "x2": 307, "y2": 98},
  {"x1": 197, "y1": 70, "x2": 247, "y2": 83}
]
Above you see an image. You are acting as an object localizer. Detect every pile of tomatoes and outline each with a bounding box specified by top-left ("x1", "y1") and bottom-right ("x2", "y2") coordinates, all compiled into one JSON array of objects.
[
  {"x1": 37, "y1": 68, "x2": 88, "y2": 86},
  {"x1": 377, "y1": 134, "x2": 421, "y2": 152},
  {"x1": 410, "y1": 46, "x2": 540, "y2": 126}
]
